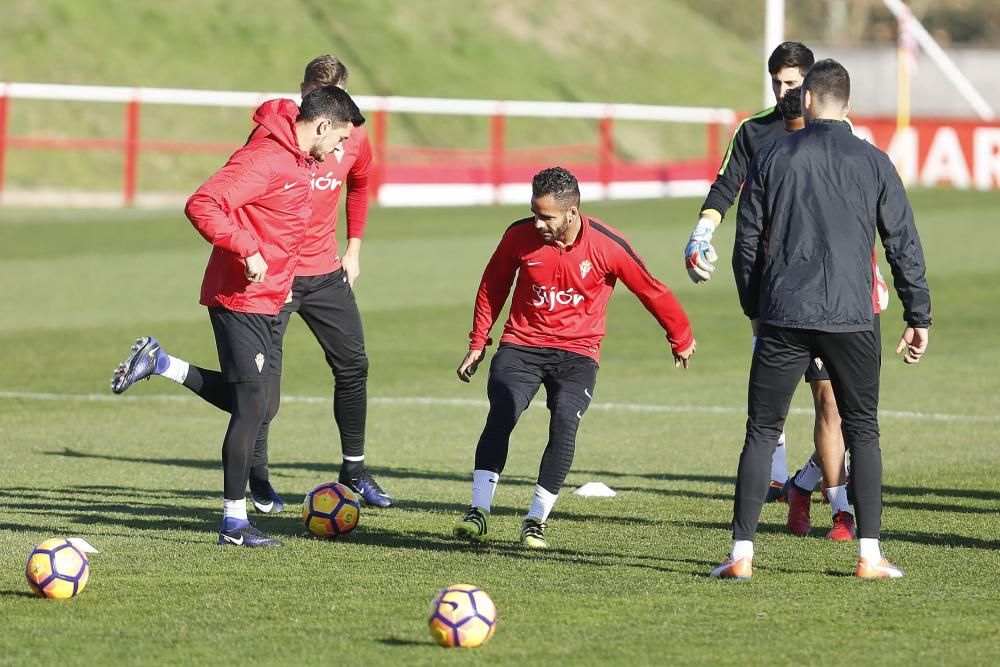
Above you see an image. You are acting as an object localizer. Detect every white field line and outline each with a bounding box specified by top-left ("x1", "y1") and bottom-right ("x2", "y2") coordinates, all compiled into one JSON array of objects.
[{"x1": 1, "y1": 391, "x2": 997, "y2": 424}]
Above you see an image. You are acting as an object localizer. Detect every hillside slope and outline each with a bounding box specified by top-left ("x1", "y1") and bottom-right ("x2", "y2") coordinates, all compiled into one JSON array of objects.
[{"x1": 0, "y1": 0, "x2": 762, "y2": 193}]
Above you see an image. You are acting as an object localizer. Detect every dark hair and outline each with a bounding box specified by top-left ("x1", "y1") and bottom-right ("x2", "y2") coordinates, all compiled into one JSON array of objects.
[
  {"x1": 303, "y1": 54, "x2": 349, "y2": 88},
  {"x1": 802, "y1": 58, "x2": 851, "y2": 107},
  {"x1": 767, "y1": 41, "x2": 814, "y2": 76},
  {"x1": 532, "y1": 167, "x2": 580, "y2": 208},
  {"x1": 777, "y1": 85, "x2": 802, "y2": 119},
  {"x1": 298, "y1": 85, "x2": 365, "y2": 126}
]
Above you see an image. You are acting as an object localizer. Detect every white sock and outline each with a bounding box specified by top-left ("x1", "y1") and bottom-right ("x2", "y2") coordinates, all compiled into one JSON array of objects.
[
  {"x1": 826, "y1": 485, "x2": 853, "y2": 516},
  {"x1": 471, "y1": 470, "x2": 499, "y2": 511},
  {"x1": 859, "y1": 538, "x2": 881, "y2": 561},
  {"x1": 525, "y1": 485, "x2": 558, "y2": 522},
  {"x1": 732, "y1": 540, "x2": 754, "y2": 561},
  {"x1": 222, "y1": 498, "x2": 248, "y2": 522},
  {"x1": 160, "y1": 356, "x2": 190, "y2": 384},
  {"x1": 770, "y1": 433, "x2": 788, "y2": 482},
  {"x1": 794, "y1": 459, "x2": 823, "y2": 492}
]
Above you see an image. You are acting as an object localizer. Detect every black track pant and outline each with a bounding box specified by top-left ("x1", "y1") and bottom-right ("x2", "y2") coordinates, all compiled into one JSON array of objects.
[
  {"x1": 205, "y1": 308, "x2": 279, "y2": 501},
  {"x1": 250, "y1": 269, "x2": 369, "y2": 483},
  {"x1": 185, "y1": 269, "x2": 368, "y2": 485},
  {"x1": 474, "y1": 344, "x2": 598, "y2": 495},
  {"x1": 733, "y1": 323, "x2": 882, "y2": 540}
]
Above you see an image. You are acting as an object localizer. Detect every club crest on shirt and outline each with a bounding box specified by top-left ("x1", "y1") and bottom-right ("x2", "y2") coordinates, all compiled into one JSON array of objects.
[
  {"x1": 579, "y1": 259, "x2": 592, "y2": 279},
  {"x1": 333, "y1": 146, "x2": 344, "y2": 163},
  {"x1": 255, "y1": 353, "x2": 265, "y2": 373}
]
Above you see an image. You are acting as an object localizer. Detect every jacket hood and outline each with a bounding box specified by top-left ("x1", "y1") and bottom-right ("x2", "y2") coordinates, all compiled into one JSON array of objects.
[{"x1": 252, "y1": 99, "x2": 308, "y2": 163}]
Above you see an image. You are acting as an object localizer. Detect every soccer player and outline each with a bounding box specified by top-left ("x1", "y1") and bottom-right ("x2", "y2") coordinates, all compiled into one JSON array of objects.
[
  {"x1": 242, "y1": 54, "x2": 391, "y2": 510},
  {"x1": 112, "y1": 86, "x2": 365, "y2": 547},
  {"x1": 712, "y1": 59, "x2": 931, "y2": 579},
  {"x1": 684, "y1": 42, "x2": 886, "y2": 540},
  {"x1": 683, "y1": 41, "x2": 816, "y2": 503},
  {"x1": 453, "y1": 167, "x2": 696, "y2": 549},
  {"x1": 112, "y1": 55, "x2": 393, "y2": 511}
]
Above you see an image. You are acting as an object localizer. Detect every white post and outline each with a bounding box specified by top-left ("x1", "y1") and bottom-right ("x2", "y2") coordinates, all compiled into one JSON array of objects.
[
  {"x1": 763, "y1": 0, "x2": 785, "y2": 108},
  {"x1": 882, "y1": 0, "x2": 995, "y2": 121}
]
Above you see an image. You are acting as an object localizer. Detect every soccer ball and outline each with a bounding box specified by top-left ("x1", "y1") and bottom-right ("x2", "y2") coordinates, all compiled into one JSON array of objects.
[
  {"x1": 25, "y1": 538, "x2": 90, "y2": 599},
  {"x1": 302, "y1": 482, "x2": 360, "y2": 538},
  {"x1": 428, "y1": 584, "x2": 497, "y2": 648}
]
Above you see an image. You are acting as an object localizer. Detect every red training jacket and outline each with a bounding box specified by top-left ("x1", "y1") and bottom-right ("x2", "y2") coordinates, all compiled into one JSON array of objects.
[
  {"x1": 249, "y1": 122, "x2": 373, "y2": 276},
  {"x1": 186, "y1": 99, "x2": 314, "y2": 316},
  {"x1": 469, "y1": 215, "x2": 694, "y2": 362}
]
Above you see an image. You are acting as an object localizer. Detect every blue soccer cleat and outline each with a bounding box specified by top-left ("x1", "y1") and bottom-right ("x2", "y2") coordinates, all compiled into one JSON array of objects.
[
  {"x1": 249, "y1": 480, "x2": 285, "y2": 514},
  {"x1": 217, "y1": 518, "x2": 283, "y2": 548},
  {"x1": 339, "y1": 468, "x2": 394, "y2": 508},
  {"x1": 111, "y1": 336, "x2": 165, "y2": 394}
]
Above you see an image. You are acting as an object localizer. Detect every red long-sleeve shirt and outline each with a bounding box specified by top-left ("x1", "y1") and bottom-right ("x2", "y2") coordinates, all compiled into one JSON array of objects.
[
  {"x1": 249, "y1": 123, "x2": 373, "y2": 276},
  {"x1": 469, "y1": 215, "x2": 694, "y2": 362}
]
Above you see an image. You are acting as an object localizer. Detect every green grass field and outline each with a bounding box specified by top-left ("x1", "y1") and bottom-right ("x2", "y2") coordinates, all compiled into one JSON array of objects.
[{"x1": 1, "y1": 191, "x2": 999, "y2": 665}]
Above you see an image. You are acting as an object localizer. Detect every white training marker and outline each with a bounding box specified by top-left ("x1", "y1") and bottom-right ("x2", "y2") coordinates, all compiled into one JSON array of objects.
[
  {"x1": 66, "y1": 538, "x2": 100, "y2": 554},
  {"x1": 573, "y1": 482, "x2": 616, "y2": 497}
]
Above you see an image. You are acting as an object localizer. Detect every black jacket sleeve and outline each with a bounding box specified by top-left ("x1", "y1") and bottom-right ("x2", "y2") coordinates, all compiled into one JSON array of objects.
[
  {"x1": 876, "y1": 157, "x2": 932, "y2": 327},
  {"x1": 732, "y1": 151, "x2": 768, "y2": 319},
  {"x1": 700, "y1": 123, "x2": 753, "y2": 219}
]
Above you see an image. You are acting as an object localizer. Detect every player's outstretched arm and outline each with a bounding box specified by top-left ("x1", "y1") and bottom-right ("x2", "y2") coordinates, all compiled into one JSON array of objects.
[
  {"x1": 457, "y1": 348, "x2": 486, "y2": 382},
  {"x1": 895, "y1": 327, "x2": 929, "y2": 364}
]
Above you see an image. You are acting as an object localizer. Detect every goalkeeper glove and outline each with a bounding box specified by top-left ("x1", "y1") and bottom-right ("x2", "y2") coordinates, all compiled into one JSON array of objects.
[{"x1": 684, "y1": 216, "x2": 719, "y2": 283}]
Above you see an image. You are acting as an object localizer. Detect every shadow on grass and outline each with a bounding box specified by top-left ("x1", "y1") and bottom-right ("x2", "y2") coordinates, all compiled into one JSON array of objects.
[
  {"x1": 0, "y1": 485, "x2": 219, "y2": 536},
  {"x1": 45, "y1": 454, "x2": 733, "y2": 501},
  {"x1": 338, "y1": 525, "x2": 713, "y2": 575},
  {"x1": 0, "y1": 590, "x2": 37, "y2": 599},
  {"x1": 677, "y1": 519, "x2": 1000, "y2": 550},
  {"x1": 377, "y1": 637, "x2": 433, "y2": 648},
  {"x1": 390, "y1": 497, "x2": 668, "y2": 526}
]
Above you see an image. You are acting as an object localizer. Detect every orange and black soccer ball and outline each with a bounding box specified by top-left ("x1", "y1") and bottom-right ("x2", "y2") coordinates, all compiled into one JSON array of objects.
[
  {"x1": 25, "y1": 538, "x2": 90, "y2": 599},
  {"x1": 302, "y1": 482, "x2": 360, "y2": 538},
  {"x1": 428, "y1": 584, "x2": 497, "y2": 648}
]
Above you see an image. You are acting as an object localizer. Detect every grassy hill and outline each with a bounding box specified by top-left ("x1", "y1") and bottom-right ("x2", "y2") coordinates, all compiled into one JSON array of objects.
[{"x1": 0, "y1": 0, "x2": 762, "y2": 194}]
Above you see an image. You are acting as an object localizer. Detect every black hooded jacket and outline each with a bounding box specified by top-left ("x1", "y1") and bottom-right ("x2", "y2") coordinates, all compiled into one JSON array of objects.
[{"x1": 733, "y1": 119, "x2": 931, "y2": 332}]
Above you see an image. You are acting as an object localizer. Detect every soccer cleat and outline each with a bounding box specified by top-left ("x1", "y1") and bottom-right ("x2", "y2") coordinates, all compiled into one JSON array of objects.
[
  {"x1": 827, "y1": 511, "x2": 857, "y2": 541},
  {"x1": 111, "y1": 336, "x2": 164, "y2": 394},
  {"x1": 339, "y1": 468, "x2": 394, "y2": 508},
  {"x1": 520, "y1": 518, "x2": 549, "y2": 549},
  {"x1": 453, "y1": 506, "x2": 490, "y2": 543},
  {"x1": 249, "y1": 480, "x2": 285, "y2": 514},
  {"x1": 856, "y1": 557, "x2": 905, "y2": 579},
  {"x1": 709, "y1": 556, "x2": 752, "y2": 580},
  {"x1": 217, "y1": 520, "x2": 283, "y2": 548},
  {"x1": 765, "y1": 479, "x2": 788, "y2": 504},
  {"x1": 786, "y1": 484, "x2": 812, "y2": 536}
]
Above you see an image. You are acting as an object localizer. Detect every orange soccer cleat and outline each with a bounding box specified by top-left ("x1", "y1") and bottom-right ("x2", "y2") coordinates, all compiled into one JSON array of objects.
[
  {"x1": 856, "y1": 557, "x2": 905, "y2": 579},
  {"x1": 709, "y1": 556, "x2": 753, "y2": 580}
]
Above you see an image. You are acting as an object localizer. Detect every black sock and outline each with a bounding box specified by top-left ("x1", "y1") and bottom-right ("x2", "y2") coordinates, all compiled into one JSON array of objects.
[{"x1": 341, "y1": 459, "x2": 365, "y2": 479}]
